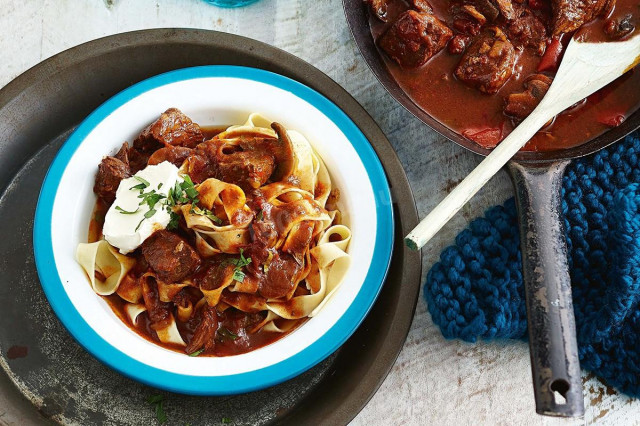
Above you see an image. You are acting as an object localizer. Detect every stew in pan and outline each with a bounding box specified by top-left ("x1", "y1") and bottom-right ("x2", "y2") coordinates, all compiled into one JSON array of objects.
[{"x1": 366, "y1": 0, "x2": 639, "y2": 151}]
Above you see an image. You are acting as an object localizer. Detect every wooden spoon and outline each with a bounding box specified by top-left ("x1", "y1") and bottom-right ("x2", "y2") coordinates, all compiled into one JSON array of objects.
[{"x1": 405, "y1": 35, "x2": 640, "y2": 250}]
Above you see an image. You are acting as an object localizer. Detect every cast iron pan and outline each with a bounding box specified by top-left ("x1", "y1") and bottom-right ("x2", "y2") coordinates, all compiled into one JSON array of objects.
[
  {"x1": 343, "y1": 0, "x2": 640, "y2": 418},
  {"x1": 0, "y1": 29, "x2": 421, "y2": 425}
]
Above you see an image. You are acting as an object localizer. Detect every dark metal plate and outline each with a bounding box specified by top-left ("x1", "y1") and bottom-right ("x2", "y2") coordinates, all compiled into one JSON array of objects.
[{"x1": 0, "y1": 29, "x2": 421, "y2": 425}]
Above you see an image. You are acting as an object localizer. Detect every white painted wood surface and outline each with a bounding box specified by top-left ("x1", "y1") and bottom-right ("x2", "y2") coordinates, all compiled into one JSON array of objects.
[{"x1": 0, "y1": 1, "x2": 637, "y2": 425}]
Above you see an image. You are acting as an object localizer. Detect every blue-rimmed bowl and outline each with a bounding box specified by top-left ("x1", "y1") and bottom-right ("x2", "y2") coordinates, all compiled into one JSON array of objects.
[{"x1": 33, "y1": 66, "x2": 394, "y2": 395}]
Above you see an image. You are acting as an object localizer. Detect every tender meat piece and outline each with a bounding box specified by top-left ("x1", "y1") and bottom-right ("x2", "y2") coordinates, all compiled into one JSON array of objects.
[
  {"x1": 552, "y1": 0, "x2": 613, "y2": 35},
  {"x1": 505, "y1": 10, "x2": 548, "y2": 53},
  {"x1": 494, "y1": 0, "x2": 516, "y2": 20},
  {"x1": 604, "y1": 14, "x2": 636, "y2": 40},
  {"x1": 504, "y1": 74, "x2": 553, "y2": 119},
  {"x1": 141, "y1": 231, "x2": 201, "y2": 283},
  {"x1": 114, "y1": 142, "x2": 130, "y2": 166},
  {"x1": 218, "y1": 149, "x2": 276, "y2": 191},
  {"x1": 187, "y1": 137, "x2": 277, "y2": 189},
  {"x1": 147, "y1": 145, "x2": 192, "y2": 167},
  {"x1": 448, "y1": 34, "x2": 472, "y2": 54},
  {"x1": 378, "y1": 10, "x2": 453, "y2": 68},
  {"x1": 93, "y1": 156, "x2": 130, "y2": 204},
  {"x1": 197, "y1": 259, "x2": 233, "y2": 291},
  {"x1": 453, "y1": 17, "x2": 483, "y2": 36},
  {"x1": 366, "y1": 0, "x2": 391, "y2": 22},
  {"x1": 258, "y1": 253, "x2": 303, "y2": 300},
  {"x1": 185, "y1": 305, "x2": 218, "y2": 354},
  {"x1": 183, "y1": 147, "x2": 216, "y2": 184},
  {"x1": 455, "y1": 27, "x2": 516, "y2": 94},
  {"x1": 409, "y1": 0, "x2": 433, "y2": 13},
  {"x1": 246, "y1": 200, "x2": 278, "y2": 272},
  {"x1": 141, "y1": 275, "x2": 171, "y2": 326},
  {"x1": 462, "y1": 5, "x2": 488, "y2": 24},
  {"x1": 463, "y1": 0, "x2": 500, "y2": 21},
  {"x1": 134, "y1": 108, "x2": 204, "y2": 152}
]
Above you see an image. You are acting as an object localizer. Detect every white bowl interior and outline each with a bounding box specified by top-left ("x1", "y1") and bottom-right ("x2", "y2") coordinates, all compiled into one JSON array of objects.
[{"x1": 50, "y1": 76, "x2": 377, "y2": 376}]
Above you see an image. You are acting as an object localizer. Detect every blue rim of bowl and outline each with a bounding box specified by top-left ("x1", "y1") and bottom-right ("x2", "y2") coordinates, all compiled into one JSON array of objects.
[{"x1": 33, "y1": 65, "x2": 394, "y2": 395}]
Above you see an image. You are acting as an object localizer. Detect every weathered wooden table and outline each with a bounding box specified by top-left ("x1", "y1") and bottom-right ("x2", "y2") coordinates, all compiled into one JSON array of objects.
[{"x1": 1, "y1": 0, "x2": 637, "y2": 424}]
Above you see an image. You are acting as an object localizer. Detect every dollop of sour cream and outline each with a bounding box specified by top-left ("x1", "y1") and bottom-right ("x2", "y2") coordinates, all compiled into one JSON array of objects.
[{"x1": 103, "y1": 161, "x2": 182, "y2": 254}]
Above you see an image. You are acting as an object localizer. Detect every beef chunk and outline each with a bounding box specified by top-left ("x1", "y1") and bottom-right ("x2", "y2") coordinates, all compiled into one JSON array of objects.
[
  {"x1": 186, "y1": 137, "x2": 277, "y2": 188},
  {"x1": 494, "y1": 0, "x2": 516, "y2": 20},
  {"x1": 134, "y1": 108, "x2": 204, "y2": 152},
  {"x1": 366, "y1": 0, "x2": 391, "y2": 21},
  {"x1": 462, "y1": 4, "x2": 489, "y2": 24},
  {"x1": 142, "y1": 231, "x2": 201, "y2": 283},
  {"x1": 186, "y1": 305, "x2": 218, "y2": 353},
  {"x1": 455, "y1": 27, "x2": 516, "y2": 94},
  {"x1": 505, "y1": 9, "x2": 548, "y2": 53},
  {"x1": 463, "y1": 0, "x2": 500, "y2": 22},
  {"x1": 449, "y1": 34, "x2": 472, "y2": 54},
  {"x1": 505, "y1": 74, "x2": 553, "y2": 119},
  {"x1": 604, "y1": 14, "x2": 636, "y2": 40},
  {"x1": 217, "y1": 150, "x2": 276, "y2": 191},
  {"x1": 141, "y1": 275, "x2": 171, "y2": 325},
  {"x1": 147, "y1": 146, "x2": 193, "y2": 167},
  {"x1": 93, "y1": 156, "x2": 130, "y2": 204},
  {"x1": 258, "y1": 253, "x2": 302, "y2": 300},
  {"x1": 114, "y1": 143, "x2": 130, "y2": 166},
  {"x1": 378, "y1": 10, "x2": 453, "y2": 68},
  {"x1": 552, "y1": 0, "x2": 613, "y2": 35},
  {"x1": 409, "y1": 0, "x2": 433, "y2": 13}
]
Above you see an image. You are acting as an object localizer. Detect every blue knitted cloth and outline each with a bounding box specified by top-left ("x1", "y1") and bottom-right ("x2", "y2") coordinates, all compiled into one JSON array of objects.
[{"x1": 425, "y1": 131, "x2": 640, "y2": 397}]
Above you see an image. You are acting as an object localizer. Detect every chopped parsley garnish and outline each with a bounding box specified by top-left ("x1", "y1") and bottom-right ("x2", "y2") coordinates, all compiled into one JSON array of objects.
[
  {"x1": 168, "y1": 176, "x2": 200, "y2": 206},
  {"x1": 138, "y1": 190, "x2": 166, "y2": 210},
  {"x1": 256, "y1": 209, "x2": 264, "y2": 221},
  {"x1": 130, "y1": 175, "x2": 151, "y2": 191},
  {"x1": 222, "y1": 418, "x2": 232, "y2": 424},
  {"x1": 115, "y1": 205, "x2": 139, "y2": 215},
  {"x1": 228, "y1": 249, "x2": 251, "y2": 282},
  {"x1": 191, "y1": 205, "x2": 223, "y2": 224},
  {"x1": 146, "y1": 394, "x2": 167, "y2": 424},
  {"x1": 218, "y1": 327, "x2": 239, "y2": 341},
  {"x1": 188, "y1": 348, "x2": 205, "y2": 357},
  {"x1": 120, "y1": 173, "x2": 205, "y2": 231},
  {"x1": 166, "y1": 211, "x2": 180, "y2": 231},
  {"x1": 232, "y1": 269, "x2": 246, "y2": 283}
]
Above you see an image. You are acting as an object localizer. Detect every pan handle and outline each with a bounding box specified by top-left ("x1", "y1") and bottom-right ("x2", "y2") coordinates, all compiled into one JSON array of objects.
[{"x1": 507, "y1": 160, "x2": 584, "y2": 417}]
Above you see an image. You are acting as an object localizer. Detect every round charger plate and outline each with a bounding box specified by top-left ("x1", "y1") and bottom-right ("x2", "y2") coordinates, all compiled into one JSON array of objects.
[{"x1": 0, "y1": 29, "x2": 420, "y2": 425}]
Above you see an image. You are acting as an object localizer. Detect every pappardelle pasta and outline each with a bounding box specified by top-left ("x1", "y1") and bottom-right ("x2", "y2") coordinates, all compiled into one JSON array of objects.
[{"x1": 76, "y1": 109, "x2": 351, "y2": 356}]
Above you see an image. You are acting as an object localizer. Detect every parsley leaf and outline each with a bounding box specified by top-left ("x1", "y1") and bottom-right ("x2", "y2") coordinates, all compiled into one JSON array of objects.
[
  {"x1": 144, "y1": 208, "x2": 157, "y2": 219},
  {"x1": 222, "y1": 418, "x2": 232, "y2": 424},
  {"x1": 188, "y1": 348, "x2": 205, "y2": 357},
  {"x1": 167, "y1": 211, "x2": 180, "y2": 231},
  {"x1": 218, "y1": 327, "x2": 239, "y2": 341},
  {"x1": 130, "y1": 182, "x2": 147, "y2": 191},
  {"x1": 115, "y1": 205, "x2": 139, "y2": 215},
  {"x1": 228, "y1": 249, "x2": 251, "y2": 283},
  {"x1": 134, "y1": 176, "x2": 151, "y2": 187},
  {"x1": 167, "y1": 177, "x2": 199, "y2": 206},
  {"x1": 232, "y1": 269, "x2": 246, "y2": 282},
  {"x1": 191, "y1": 205, "x2": 223, "y2": 225},
  {"x1": 146, "y1": 394, "x2": 167, "y2": 424}
]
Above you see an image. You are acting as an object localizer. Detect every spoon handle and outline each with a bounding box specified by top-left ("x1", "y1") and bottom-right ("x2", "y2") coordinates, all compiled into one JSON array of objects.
[{"x1": 405, "y1": 105, "x2": 555, "y2": 250}]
